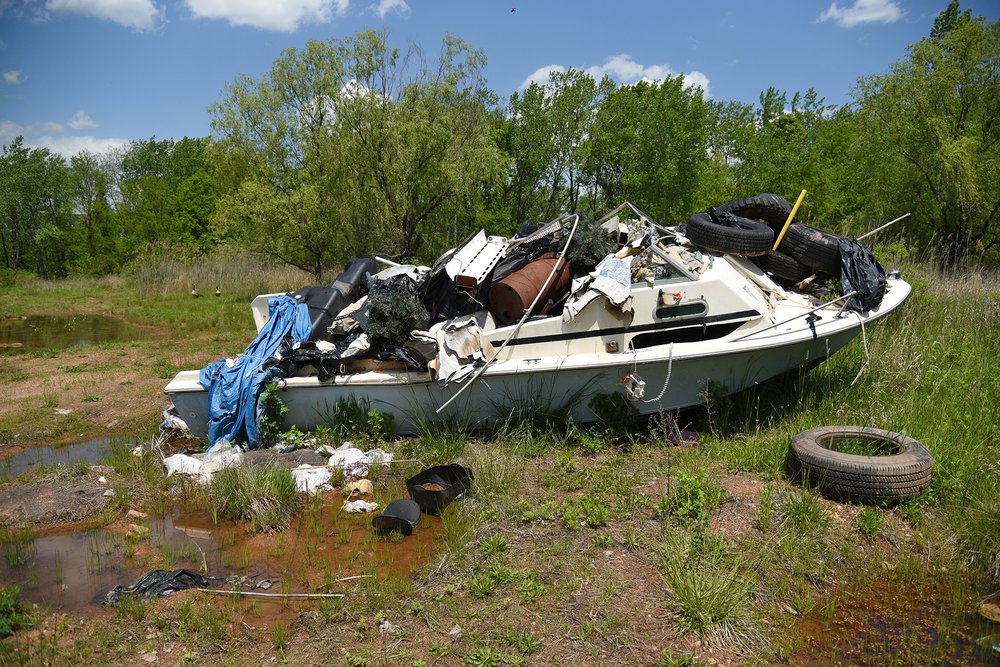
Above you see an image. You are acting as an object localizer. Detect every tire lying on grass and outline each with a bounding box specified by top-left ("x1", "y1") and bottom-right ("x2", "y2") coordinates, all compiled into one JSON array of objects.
[
  {"x1": 685, "y1": 211, "x2": 774, "y2": 257},
  {"x1": 716, "y1": 193, "x2": 792, "y2": 230},
  {"x1": 753, "y1": 250, "x2": 812, "y2": 282},
  {"x1": 788, "y1": 426, "x2": 933, "y2": 503},
  {"x1": 778, "y1": 224, "x2": 844, "y2": 275}
]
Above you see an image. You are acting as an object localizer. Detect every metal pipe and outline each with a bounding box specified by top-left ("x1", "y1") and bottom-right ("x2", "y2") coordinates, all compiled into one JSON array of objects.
[
  {"x1": 856, "y1": 213, "x2": 910, "y2": 241},
  {"x1": 435, "y1": 214, "x2": 581, "y2": 414}
]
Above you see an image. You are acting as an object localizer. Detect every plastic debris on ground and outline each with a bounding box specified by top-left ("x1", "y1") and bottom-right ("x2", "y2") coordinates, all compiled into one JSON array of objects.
[
  {"x1": 160, "y1": 407, "x2": 193, "y2": 439},
  {"x1": 343, "y1": 499, "x2": 379, "y2": 513},
  {"x1": 325, "y1": 443, "x2": 394, "y2": 481},
  {"x1": 291, "y1": 464, "x2": 333, "y2": 494},
  {"x1": 163, "y1": 441, "x2": 243, "y2": 484},
  {"x1": 105, "y1": 569, "x2": 210, "y2": 605},
  {"x1": 345, "y1": 479, "x2": 374, "y2": 496}
]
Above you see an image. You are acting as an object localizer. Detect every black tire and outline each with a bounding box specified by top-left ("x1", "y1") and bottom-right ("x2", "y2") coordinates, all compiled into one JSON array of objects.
[
  {"x1": 778, "y1": 224, "x2": 843, "y2": 275},
  {"x1": 685, "y1": 211, "x2": 774, "y2": 257},
  {"x1": 753, "y1": 250, "x2": 812, "y2": 282},
  {"x1": 716, "y1": 193, "x2": 792, "y2": 229},
  {"x1": 788, "y1": 426, "x2": 933, "y2": 503}
]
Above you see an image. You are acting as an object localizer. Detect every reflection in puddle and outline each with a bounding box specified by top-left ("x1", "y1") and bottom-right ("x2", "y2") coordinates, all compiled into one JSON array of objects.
[
  {"x1": 0, "y1": 314, "x2": 149, "y2": 353},
  {"x1": 793, "y1": 578, "x2": 1000, "y2": 664},
  {"x1": 0, "y1": 438, "x2": 113, "y2": 478},
  {"x1": 0, "y1": 489, "x2": 443, "y2": 613}
]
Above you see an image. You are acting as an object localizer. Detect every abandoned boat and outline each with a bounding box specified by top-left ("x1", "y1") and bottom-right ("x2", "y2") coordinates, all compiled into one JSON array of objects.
[{"x1": 164, "y1": 202, "x2": 911, "y2": 445}]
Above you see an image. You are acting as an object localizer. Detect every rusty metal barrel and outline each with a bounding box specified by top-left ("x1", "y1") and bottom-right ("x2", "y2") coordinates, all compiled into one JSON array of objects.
[{"x1": 488, "y1": 257, "x2": 572, "y2": 326}]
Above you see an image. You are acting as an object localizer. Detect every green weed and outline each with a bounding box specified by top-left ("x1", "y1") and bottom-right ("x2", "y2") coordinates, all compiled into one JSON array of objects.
[
  {"x1": 208, "y1": 464, "x2": 300, "y2": 532},
  {"x1": 0, "y1": 585, "x2": 34, "y2": 637},
  {"x1": 854, "y1": 506, "x2": 883, "y2": 540},
  {"x1": 659, "y1": 549, "x2": 762, "y2": 651},
  {"x1": 656, "y1": 471, "x2": 724, "y2": 528}
]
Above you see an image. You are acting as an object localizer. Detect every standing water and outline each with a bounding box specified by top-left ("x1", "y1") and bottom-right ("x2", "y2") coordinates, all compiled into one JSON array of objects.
[{"x1": 0, "y1": 314, "x2": 150, "y2": 353}]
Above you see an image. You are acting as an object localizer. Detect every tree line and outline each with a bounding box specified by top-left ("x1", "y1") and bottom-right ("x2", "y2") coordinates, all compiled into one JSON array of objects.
[{"x1": 1, "y1": 2, "x2": 996, "y2": 282}]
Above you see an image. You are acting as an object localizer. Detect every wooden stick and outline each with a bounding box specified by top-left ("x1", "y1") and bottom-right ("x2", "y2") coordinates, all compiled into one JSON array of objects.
[{"x1": 773, "y1": 189, "x2": 807, "y2": 251}]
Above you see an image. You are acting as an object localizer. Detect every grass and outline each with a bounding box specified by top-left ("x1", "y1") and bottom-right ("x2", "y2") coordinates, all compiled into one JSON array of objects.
[
  {"x1": 659, "y1": 547, "x2": 762, "y2": 651},
  {"x1": 1, "y1": 260, "x2": 998, "y2": 665},
  {"x1": 208, "y1": 465, "x2": 300, "y2": 533},
  {"x1": 0, "y1": 585, "x2": 34, "y2": 638}
]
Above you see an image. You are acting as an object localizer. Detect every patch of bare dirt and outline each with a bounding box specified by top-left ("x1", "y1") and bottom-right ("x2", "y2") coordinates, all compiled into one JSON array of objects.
[{"x1": 0, "y1": 471, "x2": 115, "y2": 527}]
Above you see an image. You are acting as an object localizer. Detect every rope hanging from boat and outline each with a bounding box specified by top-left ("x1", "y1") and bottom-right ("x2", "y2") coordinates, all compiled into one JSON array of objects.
[
  {"x1": 643, "y1": 343, "x2": 674, "y2": 404},
  {"x1": 435, "y1": 214, "x2": 582, "y2": 415},
  {"x1": 850, "y1": 311, "x2": 870, "y2": 387}
]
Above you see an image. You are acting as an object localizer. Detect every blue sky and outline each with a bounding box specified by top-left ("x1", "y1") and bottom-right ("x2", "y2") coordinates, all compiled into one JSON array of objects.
[{"x1": 1, "y1": 0, "x2": 997, "y2": 157}]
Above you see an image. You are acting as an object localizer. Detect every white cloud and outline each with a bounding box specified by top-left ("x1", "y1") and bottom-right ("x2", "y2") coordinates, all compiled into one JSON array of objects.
[
  {"x1": 185, "y1": 0, "x2": 349, "y2": 31},
  {"x1": 818, "y1": 0, "x2": 903, "y2": 28},
  {"x1": 45, "y1": 0, "x2": 166, "y2": 30},
  {"x1": 519, "y1": 55, "x2": 710, "y2": 97},
  {"x1": 0, "y1": 118, "x2": 127, "y2": 157},
  {"x1": 3, "y1": 70, "x2": 23, "y2": 85},
  {"x1": 371, "y1": 0, "x2": 407, "y2": 18},
  {"x1": 67, "y1": 110, "x2": 97, "y2": 129},
  {"x1": 519, "y1": 65, "x2": 566, "y2": 90}
]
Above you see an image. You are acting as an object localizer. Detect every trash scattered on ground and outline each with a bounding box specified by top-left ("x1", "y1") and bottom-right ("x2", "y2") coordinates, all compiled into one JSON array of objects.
[
  {"x1": 372, "y1": 499, "x2": 421, "y2": 536},
  {"x1": 981, "y1": 601, "x2": 1000, "y2": 624},
  {"x1": 406, "y1": 464, "x2": 472, "y2": 515},
  {"x1": 669, "y1": 430, "x2": 700, "y2": 447},
  {"x1": 105, "y1": 569, "x2": 211, "y2": 605},
  {"x1": 345, "y1": 479, "x2": 373, "y2": 496},
  {"x1": 290, "y1": 464, "x2": 332, "y2": 494},
  {"x1": 325, "y1": 444, "x2": 393, "y2": 481},
  {"x1": 344, "y1": 499, "x2": 379, "y2": 513},
  {"x1": 379, "y1": 619, "x2": 401, "y2": 635},
  {"x1": 163, "y1": 441, "x2": 243, "y2": 484}
]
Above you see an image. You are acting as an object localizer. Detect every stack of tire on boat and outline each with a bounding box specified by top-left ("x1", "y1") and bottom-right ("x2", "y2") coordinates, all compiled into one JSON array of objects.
[{"x1": 685, "y1": 193, "x2": 846, "y2": 282}]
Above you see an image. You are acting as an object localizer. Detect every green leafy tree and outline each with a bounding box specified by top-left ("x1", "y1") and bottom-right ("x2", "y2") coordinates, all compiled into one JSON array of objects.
[
  {"x1": 584, "y1": 77, "x2": 713, "y2": 224},
  {"x1": 0, "y1": 137, "x2": 74, "y2": 277},
  {"x1": 501, "y1": 70, "x2": 611, "y2": 223},
  {"x1": 209, "y1": 31, "x2": 502, "y2": 278},
  {"x1": 68, "y1": 150, "x2": 118, "y2": 273},
  {"x1": 854, "y1": 3, "x2": 1000, "y2": 263}
]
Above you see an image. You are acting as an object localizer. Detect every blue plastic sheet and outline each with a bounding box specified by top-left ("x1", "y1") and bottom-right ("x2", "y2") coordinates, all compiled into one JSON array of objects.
[{"x1": 199, "y1": 295, "x2": 311, "y2": 450}]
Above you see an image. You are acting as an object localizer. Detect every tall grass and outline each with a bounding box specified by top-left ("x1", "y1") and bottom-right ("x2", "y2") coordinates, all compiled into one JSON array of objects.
[
  {"x1": 125, "y1": 244, "x2": 313, "y2": 299},
  {"x1": 701, "y1": 264, "x2": 1000, "y2": 582},
  {"x1": 208, "y1": 465, "x2": 300, "y2": 533}
]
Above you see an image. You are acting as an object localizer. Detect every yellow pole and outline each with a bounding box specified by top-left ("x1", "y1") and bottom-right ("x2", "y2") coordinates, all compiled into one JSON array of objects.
[{"x1": 773, "y1": 189, "x2": 807, "y2": 251}]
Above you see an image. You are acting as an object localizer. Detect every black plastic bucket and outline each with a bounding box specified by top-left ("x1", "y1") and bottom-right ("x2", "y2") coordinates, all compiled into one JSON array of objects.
[
  {"x1": 371, "y1": 499, "x2": 422, "y2": 536},
  {"x1": 406, "y1": 464, "x2": 473, "y2": 515}
]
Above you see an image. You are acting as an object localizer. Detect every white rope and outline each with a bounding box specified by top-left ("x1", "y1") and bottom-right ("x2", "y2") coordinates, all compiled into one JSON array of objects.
[
  {"x1": 850, "y1": 311, "x2": 870, "y2": 386},
  {"x1": 643, "y1": 343, "x2": 674, "y2": 404}
]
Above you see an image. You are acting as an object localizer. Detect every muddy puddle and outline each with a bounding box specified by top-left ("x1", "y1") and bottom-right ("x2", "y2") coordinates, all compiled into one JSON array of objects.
[
  {"x1": 793, "y1": 577, "x2": 1000, "y2": 664},
  {"x1": 0, "y1": 314, "x2": 150, "y2": 353},
  {"x1": 0, "y1": 490, "x2": 443, "y2": 613},
  {"x1": 0, "y1": 437, "x2": 113, "y2": 478}
]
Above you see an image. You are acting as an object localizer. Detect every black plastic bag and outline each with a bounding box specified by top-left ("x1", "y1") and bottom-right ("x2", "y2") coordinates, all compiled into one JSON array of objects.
[
  {"x1": 105, "y1": 569, "x2": 210, "y2": 605},
  {"x1": 838, "y1": 238, "x2": 886, "y2": 312}
]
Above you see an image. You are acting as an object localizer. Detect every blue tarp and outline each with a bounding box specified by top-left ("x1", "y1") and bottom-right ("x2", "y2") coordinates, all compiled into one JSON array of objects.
[{"x1": 199, "y1": 295, "x2": 311, "y2": 450}]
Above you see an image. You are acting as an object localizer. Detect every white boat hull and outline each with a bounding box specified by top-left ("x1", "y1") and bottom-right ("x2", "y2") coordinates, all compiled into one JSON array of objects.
[{"x1": 167, "y1": 271, "x2": 910, "y2": 436}]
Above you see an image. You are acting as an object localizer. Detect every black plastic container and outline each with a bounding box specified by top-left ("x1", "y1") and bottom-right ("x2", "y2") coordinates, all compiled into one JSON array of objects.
[
  {"x1": 371, "y1": 499, "x2": 421, "y2": 536},
  {"x1": 406, "y1": 464, "x2": 473, "y2": 515},
  {"x1": 289, "y1": 257, "x2": 375, "y2": 340}
]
